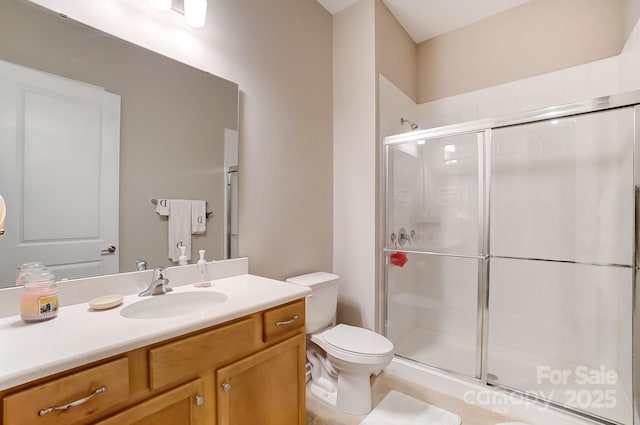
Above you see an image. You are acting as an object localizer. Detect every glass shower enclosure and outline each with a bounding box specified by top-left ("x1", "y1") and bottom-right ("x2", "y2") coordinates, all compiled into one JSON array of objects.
[{"x1": 382, "y1": 93, "x2": 639, "y2": 425}]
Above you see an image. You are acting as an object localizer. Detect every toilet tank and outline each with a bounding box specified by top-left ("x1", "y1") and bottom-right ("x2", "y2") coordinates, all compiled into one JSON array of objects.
[{"x1": 286, "y1": 272, "x2": 339, "y2": 333}]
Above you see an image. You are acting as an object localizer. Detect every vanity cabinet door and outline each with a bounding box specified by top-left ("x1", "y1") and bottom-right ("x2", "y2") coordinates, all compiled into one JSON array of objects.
[
  {"x1": 216, "y1": 334, "x2": 306, "y2": 425},
  {"x1": 92, "y1": 379, "x2": 207, "y2": 425}
]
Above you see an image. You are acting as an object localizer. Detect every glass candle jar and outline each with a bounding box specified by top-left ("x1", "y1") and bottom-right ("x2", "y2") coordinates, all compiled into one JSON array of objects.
[
  {"x1": 16, "y1": 262, "x2": 46, "y2": 286},
  {"x1": 20, "y1": 270, "x2": 58, "y2": 322}
]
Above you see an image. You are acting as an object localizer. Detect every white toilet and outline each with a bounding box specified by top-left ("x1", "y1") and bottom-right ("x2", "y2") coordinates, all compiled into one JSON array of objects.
[{"x1": 286, "y1": 272, "x2": 394, "y2": 415}]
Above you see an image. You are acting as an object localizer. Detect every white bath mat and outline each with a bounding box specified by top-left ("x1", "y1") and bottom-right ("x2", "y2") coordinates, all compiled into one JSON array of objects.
[{"x1": 360, "y1": 390, "x2": 462, "y2": 425}]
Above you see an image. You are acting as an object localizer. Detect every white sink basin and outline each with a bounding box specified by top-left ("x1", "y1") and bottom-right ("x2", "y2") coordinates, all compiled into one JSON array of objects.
[{"x1": 120, "y1": 291, "x2": 228, "y2": 319}]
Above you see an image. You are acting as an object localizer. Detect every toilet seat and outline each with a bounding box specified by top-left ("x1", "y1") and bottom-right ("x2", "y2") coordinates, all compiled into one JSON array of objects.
[
  {"x1": 311, "y1": 324, "x2": 394, "y2": 365},
  {"x1": 323, "y1": 324, "x2": 393, "y2": 356}
]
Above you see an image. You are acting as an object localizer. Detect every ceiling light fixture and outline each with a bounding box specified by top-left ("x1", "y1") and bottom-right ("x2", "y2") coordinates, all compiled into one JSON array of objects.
[
  {"x1": 184, "y1": 0, "x2": 207, "y2": 28},
  {"x1": 148, "y1": 0, "x2": 207, "y2": 28},
  {"x1": 148, "y1": 0, "x2": 172, "y2": 12}
]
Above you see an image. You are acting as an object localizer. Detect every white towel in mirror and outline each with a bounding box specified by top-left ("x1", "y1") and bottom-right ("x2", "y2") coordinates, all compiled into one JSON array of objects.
[
  {"x1": 168, "y1": 200, "x2": 192, "y2": 262},
  {"x1": 155, "y1": 198, "x2": 170, "y2": 216},
  {"x1": 192, "y1": 200, "x2": 206, "y2": 234}
]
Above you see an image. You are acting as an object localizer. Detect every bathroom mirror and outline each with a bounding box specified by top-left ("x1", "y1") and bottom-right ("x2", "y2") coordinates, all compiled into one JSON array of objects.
[{"x1": 0, "y1": 0, "x2": 239, "y2": 288}]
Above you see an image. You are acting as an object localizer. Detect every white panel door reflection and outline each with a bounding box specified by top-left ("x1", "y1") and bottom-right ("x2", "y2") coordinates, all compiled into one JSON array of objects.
[{"x1": 0, "y1": 59, "x2": 120, "y2": 286}]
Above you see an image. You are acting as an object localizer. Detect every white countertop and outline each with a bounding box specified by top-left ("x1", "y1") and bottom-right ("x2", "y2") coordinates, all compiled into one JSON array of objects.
[{"x1": 0, "y1": 273, "x2": 310, "y2": 391}]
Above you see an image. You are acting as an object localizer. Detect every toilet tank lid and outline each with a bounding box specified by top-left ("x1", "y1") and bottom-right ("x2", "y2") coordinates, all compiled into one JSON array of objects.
[{"x1": 285, "y1": 272, "x2": 339, "y2": 287}]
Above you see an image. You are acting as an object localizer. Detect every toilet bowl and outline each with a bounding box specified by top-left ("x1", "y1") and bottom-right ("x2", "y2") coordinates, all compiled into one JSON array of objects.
[
  {"x1": 286, "y1": 272, "x2": 395, "y2": 415},
  {"x1": 309, "y1": 324, "x2": 394, "y2": 414}
]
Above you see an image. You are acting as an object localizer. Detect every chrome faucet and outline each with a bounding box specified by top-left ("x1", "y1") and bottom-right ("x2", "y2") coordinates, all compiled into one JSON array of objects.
[
  {"x1": 135, "y1": 259, "x2": 148, "y2": 271},
  {"x1": 139, "y1": 267, "x2": 172, "y2": 296}
]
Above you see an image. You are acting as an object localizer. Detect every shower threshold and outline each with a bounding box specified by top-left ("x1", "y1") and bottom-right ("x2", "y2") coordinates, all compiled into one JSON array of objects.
[{"x1": 393, "y1": 327, "x2": 632, "y2": 425}]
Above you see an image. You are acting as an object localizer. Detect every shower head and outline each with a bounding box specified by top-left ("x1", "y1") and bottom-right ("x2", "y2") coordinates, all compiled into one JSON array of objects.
[{"x1": 400, "y1": 117, "x2": 419, "y2": 130}]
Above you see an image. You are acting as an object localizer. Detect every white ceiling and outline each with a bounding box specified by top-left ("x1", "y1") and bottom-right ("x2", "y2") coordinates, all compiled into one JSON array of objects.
[{"x1": 316, "y1": 0, "x2": 530, "y2": 43}]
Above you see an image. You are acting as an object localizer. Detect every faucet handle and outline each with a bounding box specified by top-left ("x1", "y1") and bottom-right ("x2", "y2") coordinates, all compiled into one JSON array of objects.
[
  {"x1": 152, "y1": 267, "x2": 166, "y2": 281},
  {"x1": 135, "y1": 259, "x2": 148, "y2": 271}
]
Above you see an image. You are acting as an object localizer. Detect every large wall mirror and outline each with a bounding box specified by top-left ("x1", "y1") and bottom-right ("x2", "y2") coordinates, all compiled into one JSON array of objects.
[{"x1": 0, "y1": 0, "x2": 239, "y2": 288}]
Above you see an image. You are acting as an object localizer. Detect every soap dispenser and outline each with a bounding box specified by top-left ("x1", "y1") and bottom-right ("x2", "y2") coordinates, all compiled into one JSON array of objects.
[
  {"x1": 178, "y1": 245, "x2": 188, "y2": 266},
  {"x1": 195, "y1": 249, "x2": 211, "y2": 287}
]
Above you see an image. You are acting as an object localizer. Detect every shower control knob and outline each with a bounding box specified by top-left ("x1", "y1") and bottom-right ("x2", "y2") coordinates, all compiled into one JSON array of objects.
[
  {"x1": 222, "y1": 383, "x2": 231, "y2": 392},
  {"x1": 398, "y1": 228, "x2": 411, "y2": 246}
]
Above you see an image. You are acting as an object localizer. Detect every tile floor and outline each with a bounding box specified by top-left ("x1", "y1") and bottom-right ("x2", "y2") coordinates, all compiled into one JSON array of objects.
[{"x1": 305, "y1": 372, "x2": 515, "y2": 425}]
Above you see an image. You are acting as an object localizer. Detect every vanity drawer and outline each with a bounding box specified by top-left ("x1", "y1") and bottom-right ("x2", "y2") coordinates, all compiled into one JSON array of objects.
[
  {"x1": 3, "y1": 357, "x2": 129, "y2": 425},
  {"x1": 262, "y1": 299, "x2": 305, "y2": 343},
  {"x1": 149, "y1": 315, "x2": 262, "y2": 390}
]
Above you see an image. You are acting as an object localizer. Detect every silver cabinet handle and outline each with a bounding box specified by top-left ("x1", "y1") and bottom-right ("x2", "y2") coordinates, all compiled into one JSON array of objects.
[
  {"x1": 275, "y1": 315, "x2": 299, "y2": 326},
  {"x1": 222, "y1": 382, "x2": 231, "y2": 392},
  {"x1": 195, "y1": 395, "x2": 205, "y2": 405},
  {"x1": 38, "y1": 386, "x2": 106, "y2": 416}
]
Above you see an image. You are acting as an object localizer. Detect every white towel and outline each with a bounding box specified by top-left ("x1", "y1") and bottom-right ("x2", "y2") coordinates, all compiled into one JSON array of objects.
[
  {"x1": 360, "y1": 391, "x2": 461, "y2": 425},
  {"x1": 191, "y1": 200, "x2": 206, "y2": 234},
  {"x1": 168, "y1": 200, "x2": 192, "y2": 262},
  {"x1": 155, "y1": 198, "x2": 170, "y2": 216}
]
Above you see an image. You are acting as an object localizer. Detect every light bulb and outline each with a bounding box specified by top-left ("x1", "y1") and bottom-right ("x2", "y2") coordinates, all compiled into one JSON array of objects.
[
  {"x1": 184, "y1": 0, "x2": 207, "y2": 28},
  {"x1": 148, "y1": 0, "x2": 172, "y2": 12}
]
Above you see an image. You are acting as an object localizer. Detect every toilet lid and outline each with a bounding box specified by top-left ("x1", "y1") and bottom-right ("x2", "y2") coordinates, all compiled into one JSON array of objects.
[{"x1": 323, "y1": 324, "x2": 393, "y2": 355}]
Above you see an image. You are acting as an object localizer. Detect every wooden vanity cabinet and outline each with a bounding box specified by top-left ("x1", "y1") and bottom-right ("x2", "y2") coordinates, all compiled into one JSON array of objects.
[
  {"x1": 217, "y1": 333, "x2": 306, "y2": 425},
  {"x1": 0, "y1": 299, "x2": 306, "y2": 425}
]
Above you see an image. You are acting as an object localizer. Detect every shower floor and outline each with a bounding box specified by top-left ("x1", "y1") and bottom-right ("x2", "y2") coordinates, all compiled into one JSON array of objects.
[{"x1": 394, "y1": 327, "x2": 632, "y2": 425}]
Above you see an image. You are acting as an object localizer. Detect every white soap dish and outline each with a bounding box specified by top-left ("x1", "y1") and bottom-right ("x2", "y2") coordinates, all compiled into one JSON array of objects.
[{"x1": 89, "y1": 294, "x2": 124, "y2": 311}]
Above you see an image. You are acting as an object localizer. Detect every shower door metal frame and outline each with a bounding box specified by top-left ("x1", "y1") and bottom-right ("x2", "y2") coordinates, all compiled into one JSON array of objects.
[
  {"x1": 632, "y1": 105, "x2": 639, "y2": 425},
  {"x1": 381, "y1": 128, "x2": 488, "y2": 380},
  {"x1": 478, "y1": 128, "x2": 491, "y2": 384},
  {"x1": 380, "y1": 90, "x2": 640, "y2": 425}
]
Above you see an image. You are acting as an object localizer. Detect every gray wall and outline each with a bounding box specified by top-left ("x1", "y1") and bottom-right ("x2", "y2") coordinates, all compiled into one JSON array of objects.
[
  {"x1": 417, "y1": 0, "x2": 635, "y2": 102},
  {"x1": 216, "y1": 0, "x2": 334, "y2": 279}
]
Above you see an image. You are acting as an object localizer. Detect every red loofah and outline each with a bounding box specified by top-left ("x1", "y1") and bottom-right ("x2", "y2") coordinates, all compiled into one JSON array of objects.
[{"x1": 390, "y1": 252, "x2": 408, "y2": 267}]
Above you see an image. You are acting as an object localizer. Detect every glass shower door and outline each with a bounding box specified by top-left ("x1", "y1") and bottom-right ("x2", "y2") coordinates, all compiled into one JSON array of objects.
[
  {"x1": 385, "y1": 132, "x2": 485, "y2": 377},
  {"x1": 487, "y1": 108, "x2": 635, "y2": 424}
]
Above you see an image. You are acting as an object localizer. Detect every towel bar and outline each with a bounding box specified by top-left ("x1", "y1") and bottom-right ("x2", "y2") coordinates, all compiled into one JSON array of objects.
[{"x1": 151, "y1": 198, "x2": 213, "y2": 219}]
